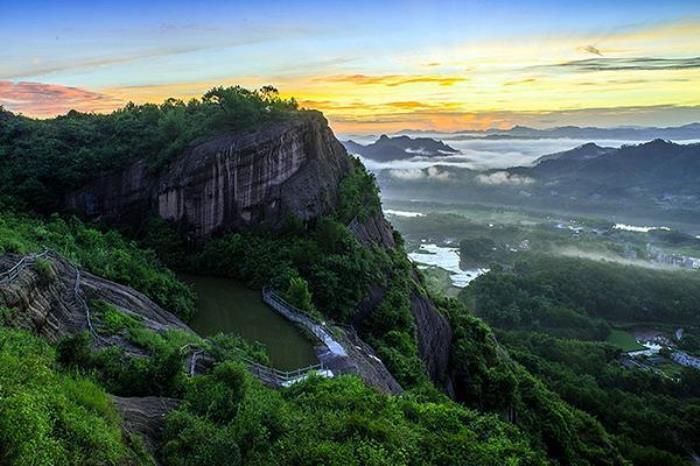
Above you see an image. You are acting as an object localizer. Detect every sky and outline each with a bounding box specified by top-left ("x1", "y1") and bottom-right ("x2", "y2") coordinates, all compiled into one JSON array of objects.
[{"x1": 1, "y1": 0, "x2": 699, "y2": 134}]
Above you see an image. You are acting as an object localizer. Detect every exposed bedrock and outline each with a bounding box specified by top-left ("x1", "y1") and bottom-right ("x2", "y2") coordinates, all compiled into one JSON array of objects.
[
  {"x1": 65, "y1": 113, "x2": 453, "y2": 390},
  {"x1": 350, "y1": 212, "x2": 453, "y2": 386},
  {"x1": 0, "y1": 252, "x2": 190, "y2": 350},
  {"x1": 66, "y1": 112, "x2": 353, "y2": 237}
]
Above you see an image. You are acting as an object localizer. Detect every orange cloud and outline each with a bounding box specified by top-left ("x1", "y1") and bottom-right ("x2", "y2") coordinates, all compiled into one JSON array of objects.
[
  {"x1": 315, "y1": 74, "x2": 466, "y2": 87},
  {"x1": 0, "y1": 81, "x2": 121, "y2": 116}
]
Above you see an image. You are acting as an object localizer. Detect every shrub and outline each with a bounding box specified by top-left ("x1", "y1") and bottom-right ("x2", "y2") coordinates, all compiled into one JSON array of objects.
[
  {"x1": 32, "y1": 257, "x2": 55, "y2": 282},
  {"x1": 0, "y1": 328, "x2": 148, "y2": 465},
  {"x1": 0, "y1": 211, "x2": 196, "y2": 321}
]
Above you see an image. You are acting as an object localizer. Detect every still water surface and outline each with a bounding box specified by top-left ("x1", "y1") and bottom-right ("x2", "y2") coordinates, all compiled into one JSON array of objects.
[{"x1": 180, "y1": 274, "x2": 318, "y2": 370}]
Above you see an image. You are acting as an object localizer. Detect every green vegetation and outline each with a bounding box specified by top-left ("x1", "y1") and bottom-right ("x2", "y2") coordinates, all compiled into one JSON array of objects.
[
  {"x1": 160, "y1": 360, "x2": 544, "y2": 466},
  {"x1": 499, "y1": 332, "x2": 700, "y2": 465},
  {"x1": 32, "y1": 256, "x2": 56, "y2": 282},
  {"x1": 0, "y1": 327, "x2": 150, "y2": 465},
  {"x1": 462, "y1": 253, "x2": 700, "y2": 342},
  {"x1": 437, "y1": 295, "x2": 621, "y2": 465},
  {"x1": 464, "y1": 253, "x2": 700, "y2": 464},
  {"x1": 4, "y1": 83, "x2": 694, "y2": 465},
  {"x1": 335, "y1": 157, "x2": 381, "y2": 223},
  {"x1": 0, "y1": 86, "x2": 299, "y2": 211},
  {"x1": 58, "y1": 331, "x2": 186, "y2": 398},
  {"x1": 194, "y1": 213, "x2": 427, "y2": 389},
  {"x1": 92, "y1": 300, "x2": 143, "y2": 334},
  {"x1": 606, "y1": 329, "x2": 645, "y2": 352},
  {"x1": 0, "y1": 210, "x2": 196, "y2": 320}
]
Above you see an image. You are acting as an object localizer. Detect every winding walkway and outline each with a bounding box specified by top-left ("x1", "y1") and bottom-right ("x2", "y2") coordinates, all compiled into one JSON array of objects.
[
  {"x1": 0, "y1": 251, "x2": 355, "y2": 388},
  {"x1": 0, "y1": 249, "x2": 48, "y2": 284}
]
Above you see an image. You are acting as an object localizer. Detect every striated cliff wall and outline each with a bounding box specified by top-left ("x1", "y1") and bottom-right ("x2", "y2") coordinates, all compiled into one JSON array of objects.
[
  {"x1": 65, "y1": 113, "x2": 453, "y2": 389},
  {"x1": 66, "y1": 112, "x2": 352, "y2": 237}
]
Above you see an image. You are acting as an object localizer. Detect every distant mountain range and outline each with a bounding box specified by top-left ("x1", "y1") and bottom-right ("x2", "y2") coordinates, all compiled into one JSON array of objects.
[
  {"x1": 342, "y1": 134, "x2": 459, "y2": 161},
  {"x1": 376, "y1": 139, "x2": 700, "y2": 223},
  {"x1": 526, "y1": 139, "x2": 700, "y2": 185},
  {"x1": 380, "y1": 122, "x2": 700, "y2": 141},
  {"x1": 462, "y1": 123, "x2": 700, "y2": 141}
]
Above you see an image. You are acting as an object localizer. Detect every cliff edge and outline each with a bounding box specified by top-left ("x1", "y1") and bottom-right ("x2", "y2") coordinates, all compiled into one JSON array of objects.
[{"x1": 66, "y1": 112, "x2": 352, "y2": 237}]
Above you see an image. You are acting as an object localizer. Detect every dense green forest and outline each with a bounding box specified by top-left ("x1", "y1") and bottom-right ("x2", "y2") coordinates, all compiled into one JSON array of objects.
[
  {"x1": 463, "y1": 254, "x2": 700, "y2": 337},
  {"x1": 463, "y1": 254, "x2": 700, "y2": 465}
]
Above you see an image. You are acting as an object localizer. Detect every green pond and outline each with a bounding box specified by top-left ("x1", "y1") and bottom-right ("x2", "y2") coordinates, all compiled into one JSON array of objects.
[{"x1": 180, "y1": 274, "x2": 318, "y2": 370}]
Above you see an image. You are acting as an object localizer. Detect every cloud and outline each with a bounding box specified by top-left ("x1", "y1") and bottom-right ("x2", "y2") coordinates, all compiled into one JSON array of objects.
[
  {"x1": 0, "y1": 81, "x2": 120, "y2": 116},
  {"x1": 315, "y1": 74, "x2": 466, "y2": 87},
  {"x1": 475, "y1": 171, "x2": 534, "y2": 186},
  {"x1": 580, "y1": 45, "x2": 603, "y2": 56},
  {"x1": 544, "y1": 56, "x2": 700, "y2": 72},
  {"x1": 383, "y1": 101, "x2": 438, "y2": 109},
  {"x1": 503, "y1": 78, "x2": 537, "y2": 86},
  {"x1": 2, "y1": 24, "x2": 324, "y2": 80},
  {"x1": 389, "y1": 166, "x2": 450, "y2": 181},
  {"x1": 330, "y1": 104, "x2": 700, "y2": 134}
]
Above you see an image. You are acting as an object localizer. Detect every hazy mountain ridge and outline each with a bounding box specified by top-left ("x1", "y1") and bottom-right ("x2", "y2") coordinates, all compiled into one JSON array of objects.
[
  {"x1": 342, "y1": 134, "x2": 459, "y2": 161},
  {"x1": 375, "y1": 139, "x2": 700, "y2": 222},
  {"x1": 386, "y1": 122, "x2": 700, "y2": 141},
  {"x1": 527, "y1": 139, "x2": 700, "y2": 188}
]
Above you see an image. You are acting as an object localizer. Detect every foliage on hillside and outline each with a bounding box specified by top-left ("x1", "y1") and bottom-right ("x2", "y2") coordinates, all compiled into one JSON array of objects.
[
  {"x1": 463, "y1": 253, "x2": 700, "y2": 340},
  {"x1": 193, "y1": 214, "x2": 427, "y2": 388},
  {"x1": 0, "y1": 327, "x2": 152, "y2": 465},
  {"x1": 0, "y1": 86, "x2": 299, "y2": 211},
  {"x1": 500, "y1": 332, "x2": 700, "y2": 465},
  {"x1": 159, "y1": 361, "x2": 545, "y2": 466},
  {"x1": 0, "y1": 209, "x2": 196, "y2": 320},
  {"x1": 436, "y1": 295, "x2": 622, "y2": 465},
  {"x1": 464, "y1": 254, "x2": 700, "y2": 464}
]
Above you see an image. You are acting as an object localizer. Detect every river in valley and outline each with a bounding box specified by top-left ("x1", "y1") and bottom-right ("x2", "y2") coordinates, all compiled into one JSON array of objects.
[
  {"x1": 179, "y1": 274, "x2": 318, "y2": 370},
  {"x1": 408, "y1": 243, "x2": 489, "y2": 287}
]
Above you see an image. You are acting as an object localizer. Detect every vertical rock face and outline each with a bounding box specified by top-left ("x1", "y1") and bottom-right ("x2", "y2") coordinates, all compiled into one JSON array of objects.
[
  {"x1": 65, "y1": 112, "x2": 453, "y2": 390},
  {"x1": 350, "y1": 211, "x2": 453, "y2": 387},
  {"x1": 66, "y1": 112, "x2": 353, "y2": 237}
]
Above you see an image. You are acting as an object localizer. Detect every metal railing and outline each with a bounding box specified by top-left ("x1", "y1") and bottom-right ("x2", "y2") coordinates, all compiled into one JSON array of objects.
[
  {"x1": 240, "y1": 356, "x2": 326, "y2": 383},
  {"x1": 0, "y1": 251, "x2": 345, "y2": 384},
  {"x1": 0, "y1": 249, "x2": 49, "y2": 283}
]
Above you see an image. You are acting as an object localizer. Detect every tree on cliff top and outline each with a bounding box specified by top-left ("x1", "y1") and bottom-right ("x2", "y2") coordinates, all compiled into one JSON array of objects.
[{"x1": 0, "y1": 85, "x2": 301, "y2": 211}]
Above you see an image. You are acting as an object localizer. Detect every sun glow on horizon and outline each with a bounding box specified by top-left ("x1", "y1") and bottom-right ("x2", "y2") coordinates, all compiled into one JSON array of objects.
[{"x1": 2, "y1": 4, "x2": 699, "y2": 133}]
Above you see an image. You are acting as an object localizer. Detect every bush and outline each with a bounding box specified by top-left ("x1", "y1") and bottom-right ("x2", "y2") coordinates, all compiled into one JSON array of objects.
[
  {"x1": 284, "y1": 275, "x2": 316, "y2": 315},
  {"x1": 32, "y1": 257, "x2": 55, "y2": 282},
  {"x1": 0, "y1": 328, "x2": 149, "y2": 465},
  {"x1": 57, "y1": 331, "x2": 186, "y2": 398},
  {"x1": 0, "y1": 211, "x2": 196, "y2": 321},
  {"x1": 161, "y1": 363, "x2": 543, "y2": 466}
]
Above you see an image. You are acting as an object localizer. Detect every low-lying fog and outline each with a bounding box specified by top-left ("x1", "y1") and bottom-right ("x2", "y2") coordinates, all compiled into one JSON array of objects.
[{"x1": 354, "y1": 136, "x2": 700, "y2": 173}]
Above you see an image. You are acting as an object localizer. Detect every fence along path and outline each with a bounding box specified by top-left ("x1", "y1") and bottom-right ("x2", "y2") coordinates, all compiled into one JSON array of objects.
[
  {"x1": 0, "y1": 251, "x2": 344, "y2": 387},
  {"x1": 0, "y1": 249, "x2": 49, "y2": 284}
]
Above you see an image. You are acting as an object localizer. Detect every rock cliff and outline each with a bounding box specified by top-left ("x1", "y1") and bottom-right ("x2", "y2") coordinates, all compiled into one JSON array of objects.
[
  {"x1": 349, "y1": 211, "x2": 453, "y2": 385},
  {"x1": 65, "y1": 113, "x2": 453, "y2": 389},
  {"x1": 0, "y1": 251, "x2": 190, "y2": 350},
  {"x1": 66, "y1": 112, "x2": 353, "y2": 237}
]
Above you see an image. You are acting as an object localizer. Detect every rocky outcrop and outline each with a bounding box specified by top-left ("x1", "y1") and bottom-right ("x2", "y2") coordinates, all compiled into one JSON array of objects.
[
  {"x1": 348, "y1": 210, "x2": 396, "y2": 249},
  {"x1": 111, "y1": 396, "x2": 180, "y2": 453},
  {"x1": 64, "y1": 112, "x2": 453, "y2": 391},
  {"x1": 338, "y1": 326, "x2": 403, "y2": 394},
  {"x1": 349, "y1": 213, "x2": 453, "y2": 387},
  {"x1": 409, "y1": 288, "x2": 452, "y2": 383},
  {"x1": 0, "y1": 252, "x2": 190, "y2": 349},
  {"x1": 66, "y1": 112, "x2": 353, "y2": 237}
]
